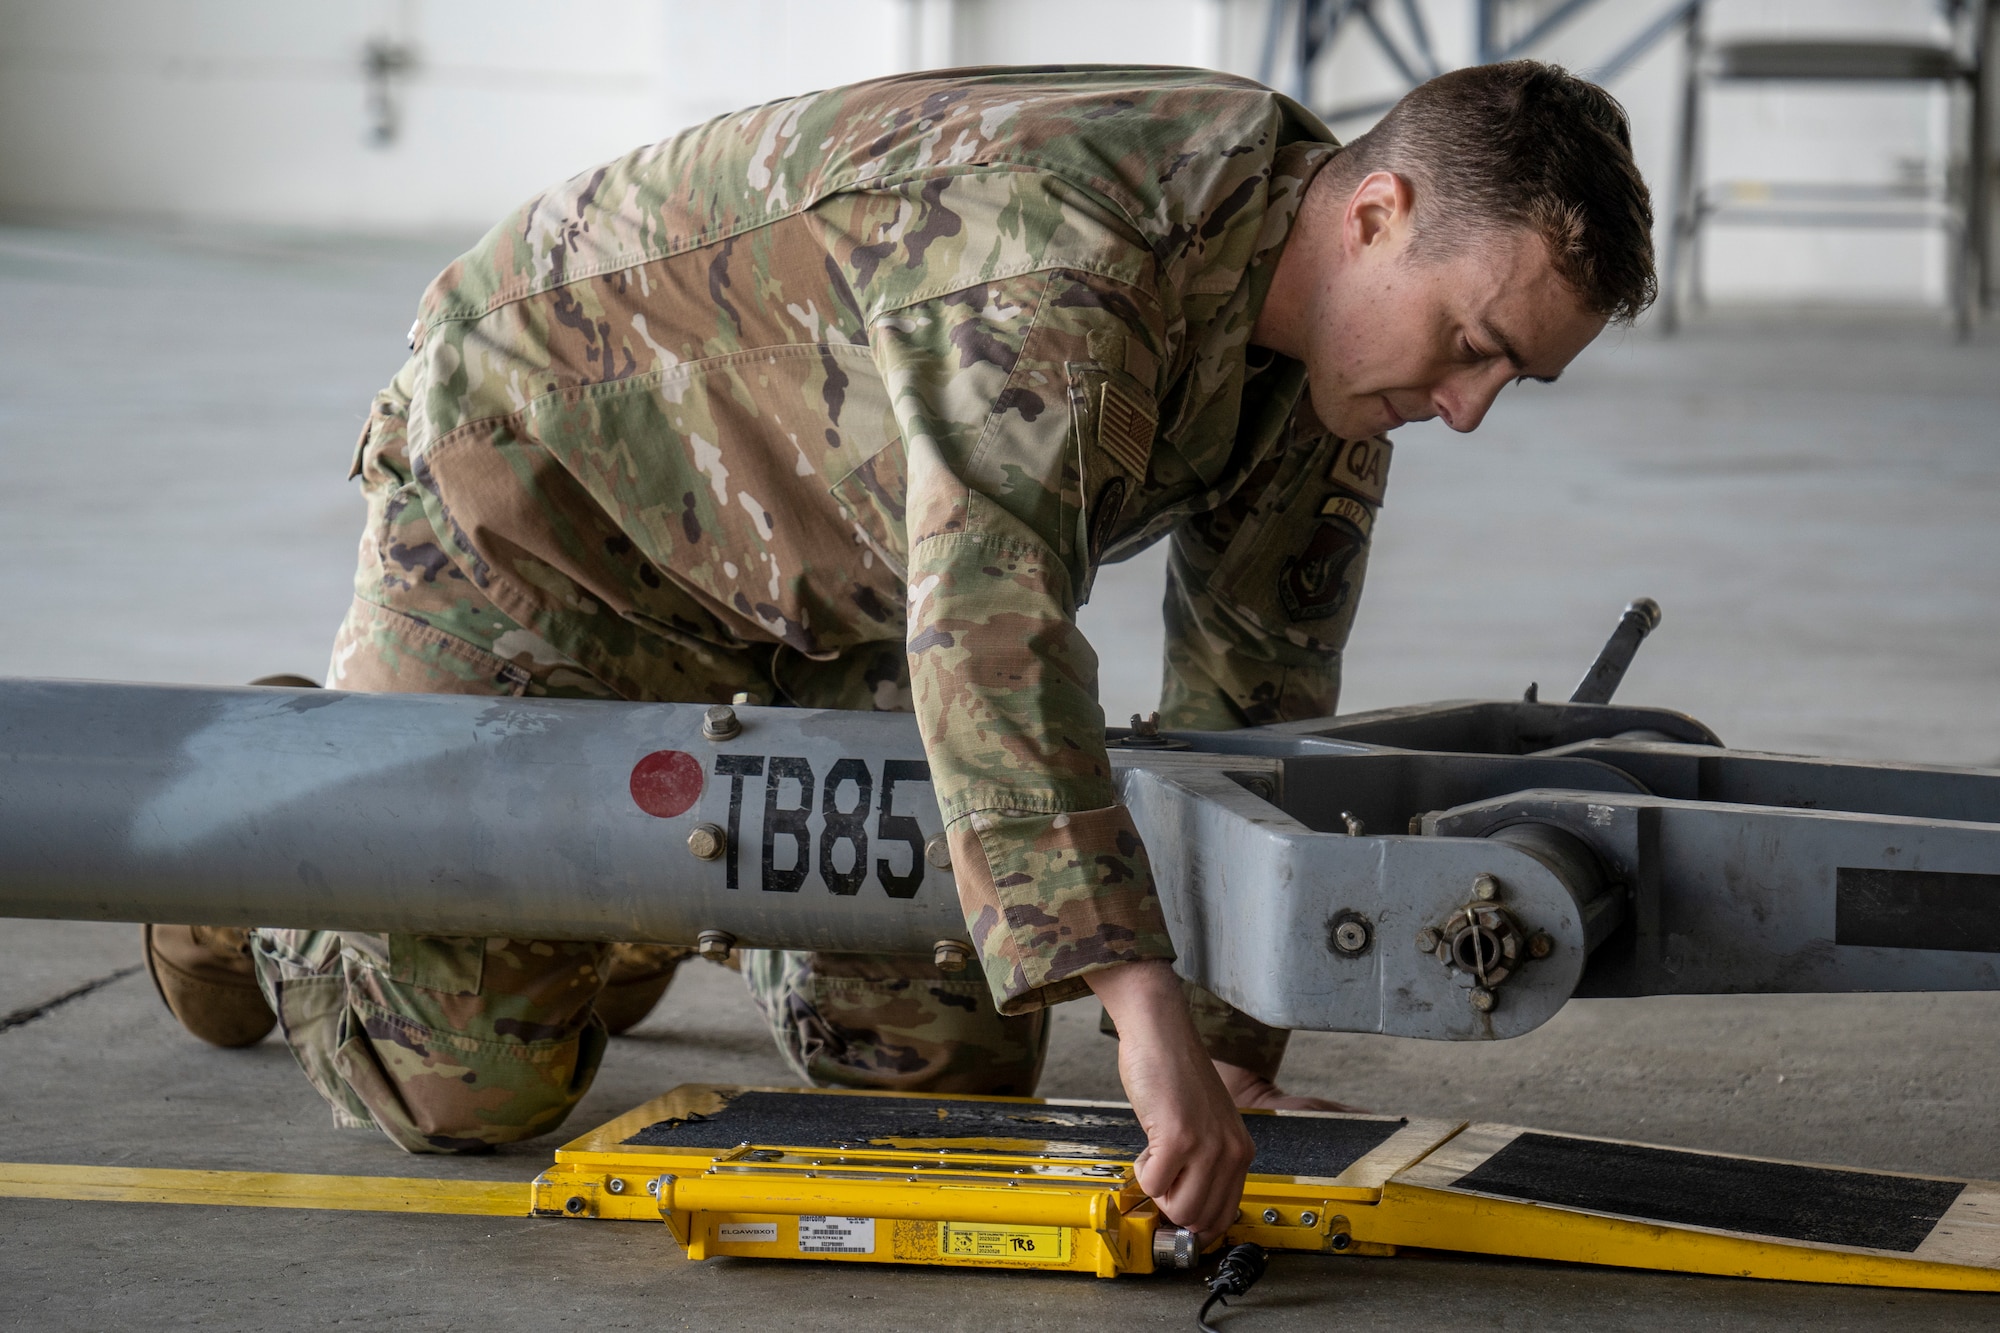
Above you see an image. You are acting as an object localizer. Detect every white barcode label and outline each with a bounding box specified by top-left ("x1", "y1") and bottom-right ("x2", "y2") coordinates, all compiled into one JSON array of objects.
[
  {"x1": 716, "y1": 1223, "x2": 778, "y2": 1243},
  {"x1": 796, "y1": 1215, "x2": 875, "y2": 1254}
]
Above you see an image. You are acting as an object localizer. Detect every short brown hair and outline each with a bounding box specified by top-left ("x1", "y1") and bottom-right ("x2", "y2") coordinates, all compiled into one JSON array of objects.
[{"x1": 1322, "y1": 60, "x2": 1656, "y2": 323}]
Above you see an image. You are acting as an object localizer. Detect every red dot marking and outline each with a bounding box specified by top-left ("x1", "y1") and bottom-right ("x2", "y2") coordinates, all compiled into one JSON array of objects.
[{"x1": 629, "y1": 750, "x2": 704, "y2": 819}]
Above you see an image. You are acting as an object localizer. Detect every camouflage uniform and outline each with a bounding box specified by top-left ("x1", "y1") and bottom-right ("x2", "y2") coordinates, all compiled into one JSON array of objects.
[{"x1": 268, "y1": 66, "x2": 1391, "y2": 1151}]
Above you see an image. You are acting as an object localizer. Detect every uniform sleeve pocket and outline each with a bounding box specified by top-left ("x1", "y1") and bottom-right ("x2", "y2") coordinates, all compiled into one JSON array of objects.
[{"x1": 1205, "y1": 433, "x2": 1386, "y2": 654}]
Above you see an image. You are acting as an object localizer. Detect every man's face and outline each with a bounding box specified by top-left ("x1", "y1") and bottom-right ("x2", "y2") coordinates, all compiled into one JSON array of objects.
[{"x1": 1301, "y1": 219, "x2": 1608, "y2": 440}]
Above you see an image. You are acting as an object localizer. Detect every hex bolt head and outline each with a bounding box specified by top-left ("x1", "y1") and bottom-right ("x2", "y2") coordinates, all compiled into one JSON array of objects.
[
  {"x1": 701, "y1": 704, "x2": 741, "y2": 741},
  {"x1": 1245, "y1": 776, "x2": 1276, "y2": 802},
  {"x1": 924, "y1": 832, "x2": 953, "y2": 870},
  {"x1": 605, "y1": 1177, "x2": 625, "y2": 1195},
  {"x1": 1340, "y1": 811, "x2": 1365, "y2": 838},
  {"x1": 696, "y1": 929, "x2": 736, "y2": 963},
  {"x1": 932, "y1": 940, "x2": 973, "y2": 973},
  {"x1": 1414, "y1": 927, "x2": 1441, "y2": 953},
  {"x1": 1528, "y1": 932, "x2": 1554, "y2": 959},
  {"x1": 1469, "y1": 986, "x2": 1496, "y2": 1012},
  {"x1": 563, "y1": 1195, "x2": 587, "y2": 1216},
  {"x1": 1333, "y1": 920, "x2": 1369, "y2": 954},
  {"x1": 1261, "y1": 1208, "x2": 1282, "y2": 1225},
  {"x1": 686, "y1": 822, "x2": 726, "y2": 861},
  {"x1": 646, "y1": 1178, "x2": 661, "y2": 1197},
  {"x1": 1472, "y1": 873, "x2": 1500, "y2": 902},
  {"x1": 1301, "y1": 1211, "x2": 1320, "y2": 1229}
]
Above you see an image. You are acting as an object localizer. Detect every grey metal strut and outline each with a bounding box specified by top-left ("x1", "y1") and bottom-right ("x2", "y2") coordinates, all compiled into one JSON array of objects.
[
  {"x1": 1570, "y1": 597, "x2": 1662, "y2": 705},
  {"x1": 3, "y1": 674, "x2": 1998, "y2": 1042}
]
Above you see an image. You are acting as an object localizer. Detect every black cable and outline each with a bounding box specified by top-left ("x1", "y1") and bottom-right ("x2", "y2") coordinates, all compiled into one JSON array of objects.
[{"x1": 1196, "y1": 1242, "x2": 1269, "y2": 1333}]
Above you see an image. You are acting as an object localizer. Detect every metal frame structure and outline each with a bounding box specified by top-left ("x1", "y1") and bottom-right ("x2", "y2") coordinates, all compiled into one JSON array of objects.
[
  {"x1": 4, "y1": 605, "x2": 1997, "y2": 1043},
  {"x1": 1659, "y1": 0, "x2": 1993, "y2": 338},
  {"x1": 1258, "y1": 0, "x2": 1700, "y2": 124}
]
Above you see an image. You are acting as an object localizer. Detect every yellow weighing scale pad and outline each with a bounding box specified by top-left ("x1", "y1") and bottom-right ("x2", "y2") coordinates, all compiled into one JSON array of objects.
[
  {"x1": 527, "y1": 1084, "x2": 2000, "y2": 1288},
  {"x1": 9, "y1": 1083, "x2": 2000, "y2": 1292}
]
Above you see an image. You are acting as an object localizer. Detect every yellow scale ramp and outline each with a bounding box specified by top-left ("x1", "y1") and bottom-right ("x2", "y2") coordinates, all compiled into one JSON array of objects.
[{"x1": 8, "y1": 1083, "x2": 1999, "y2": 1291}]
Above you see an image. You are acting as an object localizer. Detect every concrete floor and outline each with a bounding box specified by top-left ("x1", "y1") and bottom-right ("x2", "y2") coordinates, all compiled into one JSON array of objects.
[{"x1": 3, "y1": 223, "x2": 2000, "y2": 1330}]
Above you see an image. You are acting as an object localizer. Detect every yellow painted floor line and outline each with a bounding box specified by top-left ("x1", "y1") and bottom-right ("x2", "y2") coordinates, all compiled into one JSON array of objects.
[{"x1": 0, "y1": 1162, "x2": 531, "y2": 1216}]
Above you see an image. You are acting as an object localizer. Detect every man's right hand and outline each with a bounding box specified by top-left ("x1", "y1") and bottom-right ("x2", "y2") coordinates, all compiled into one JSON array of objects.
[{"x1": 1086, "y1": 959, "x2": 1255, "y2": 1244}]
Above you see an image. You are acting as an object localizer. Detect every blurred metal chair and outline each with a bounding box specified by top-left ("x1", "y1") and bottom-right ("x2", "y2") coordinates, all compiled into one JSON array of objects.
[{"x1": 1661, "y1": 0, "x2": 1993, "y2": 337}]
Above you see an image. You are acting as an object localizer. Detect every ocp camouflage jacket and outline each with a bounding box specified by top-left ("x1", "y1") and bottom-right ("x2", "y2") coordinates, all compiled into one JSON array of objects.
[{"x1": 392, "y1": 66, "x2": 1392, "y2": 1012}]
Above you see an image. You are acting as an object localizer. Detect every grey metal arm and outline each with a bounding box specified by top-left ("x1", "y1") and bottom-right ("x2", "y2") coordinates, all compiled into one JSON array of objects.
[{"x1": 4, "y1": 663, "x2": 1996, "y2": 1042}]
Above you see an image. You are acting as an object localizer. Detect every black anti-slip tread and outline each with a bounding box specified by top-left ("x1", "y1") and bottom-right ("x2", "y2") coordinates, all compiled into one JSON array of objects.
[
  {"x1": 624, "y1": 1090, "x2": 1405, "y2": 1179},
  {"x1": 1451, "y1": 1132, "x2": 1964, "y2": 1252}
]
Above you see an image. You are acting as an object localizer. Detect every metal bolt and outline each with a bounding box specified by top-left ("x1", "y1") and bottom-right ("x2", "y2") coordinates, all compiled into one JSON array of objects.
[
  {"x1": 686, "y1": 822, "x2": 726, "y2": 861},
  {"x1": 1244, "y1": 776, "x2": 1276, "y2": 802},
  {"x1": 1340, "y1": 811, "x2": 1365, "y2": 838},
  {"x1": 605, "y1": 1177, "x2": 625, "y2": 1195},
  {"x1": 1261, "y1": 1208, "x2": 1281, "y2": 1224},
  {"x1": 933, "y1": 940, "x2": 973, "y2": 973},
  {"x1": 1414, "y1": 927, "x2": 1441, "y2": 953},
  {"x1": 1332, "y1": 920, "x2": 1369, "y2": 955},
  {"x1": 1469, "y1": 986, "x2": 1496, "y2": 1012},
  {"x1": 1528, "y1": 932, "x2": 1554, "y2": 959},
  {"x1": 696, "y1": 929, "x2": 736, "y2": 963},
  {"x1": 1472, "y1": 873, "x2": 1500, "y2": 901},
  {"x1": 1129, "y1": 711, "x2": 1161, "y2": 737},
  {"x1": 924, "y1": 833, "x2": 952, "y2": 870},
  {"x1": 563, "y1": 1195, "x2": 587, "y2": 1216},
  {"x1": 646, "y1": 1178, "x2": 661, "y2": 1197},
  {"x1": 701, "y1": 704, "x2": 741, "y2": 741},
  {"x1": 1329, "y1": 1231, "x2": 1350, "y2": 1251},
  {"x1": 1300, "y1": 1211, "x2": 1319, "y2": 1229}
]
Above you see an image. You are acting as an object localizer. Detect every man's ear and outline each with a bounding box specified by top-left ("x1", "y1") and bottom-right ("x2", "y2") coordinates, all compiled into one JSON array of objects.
[{"x1": 1342, "y1": 170, "x2": 1415, "y2": 256}]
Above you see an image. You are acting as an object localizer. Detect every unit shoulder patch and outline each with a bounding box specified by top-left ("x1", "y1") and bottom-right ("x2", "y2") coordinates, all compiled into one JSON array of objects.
[{"x1": 1278, "y1": 515, "x2": 1367, "y2": 623}]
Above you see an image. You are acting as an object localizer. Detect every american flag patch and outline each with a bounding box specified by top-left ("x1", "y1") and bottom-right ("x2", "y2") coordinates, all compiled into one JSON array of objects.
[{"x1": 1097, "y1": 380, "x2": 1156, "y2": 479}]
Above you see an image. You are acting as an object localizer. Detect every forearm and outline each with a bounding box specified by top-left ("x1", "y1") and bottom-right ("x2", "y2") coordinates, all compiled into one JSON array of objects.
[
  {"x1": 1086, "y1": 958, "x2": 1193, "y2": 1043},
  {"x1": 906, "y1": 488, "x2": 1175, "y2": 1015}
]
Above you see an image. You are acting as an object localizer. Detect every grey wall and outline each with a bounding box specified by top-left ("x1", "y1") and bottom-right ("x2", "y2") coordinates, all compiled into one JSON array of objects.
[{"x1": 0, "y1": 0, "x2": 1986, "y2": 306}]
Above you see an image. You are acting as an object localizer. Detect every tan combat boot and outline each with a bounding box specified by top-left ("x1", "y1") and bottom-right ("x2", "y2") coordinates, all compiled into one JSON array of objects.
[
  {"x1": 143, "y1": 924, "x2": 277, "y2": 1047},
  {"x1": 595, "y1": 942, "x2": 697, "y2": 1035}
]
